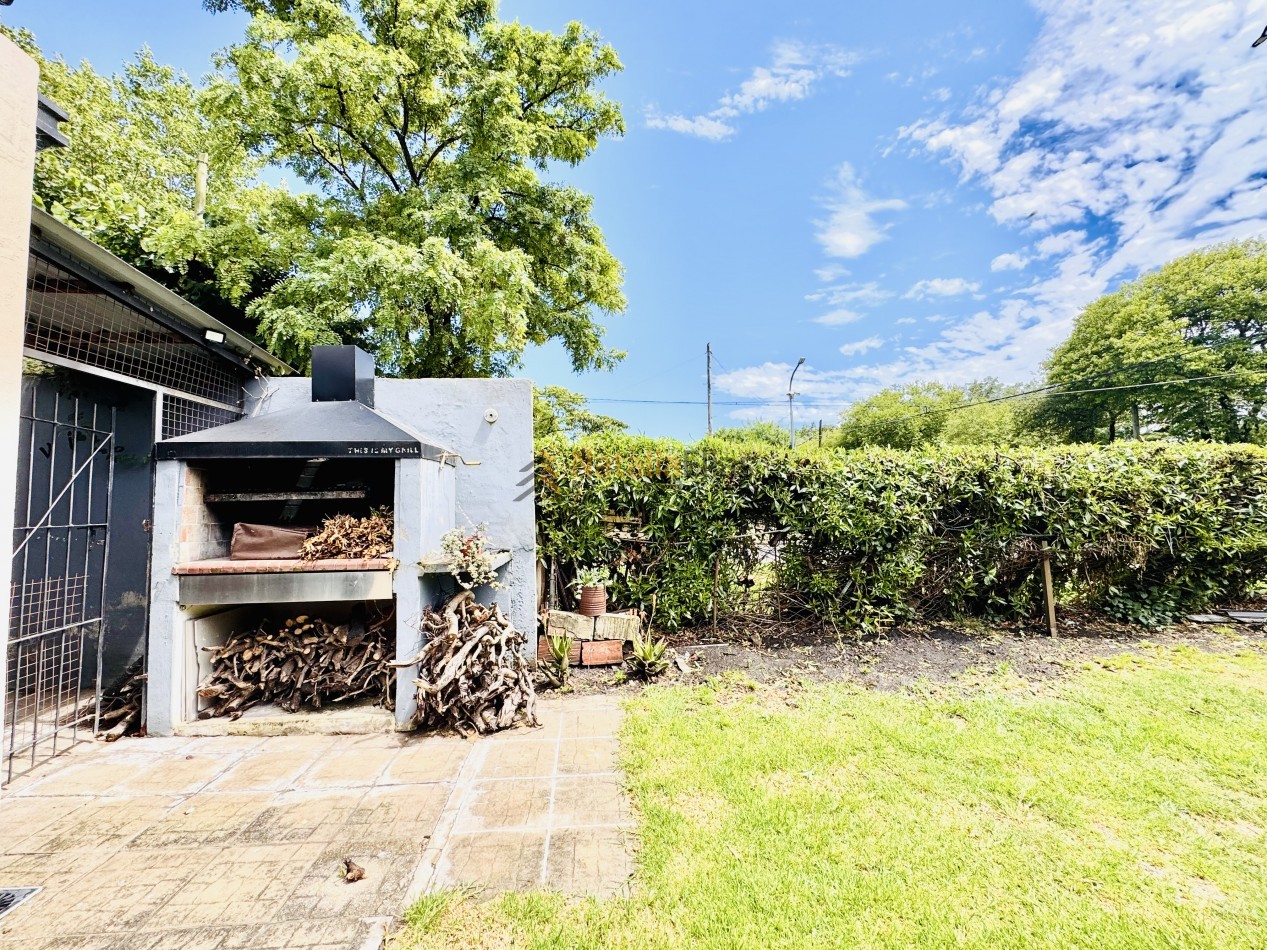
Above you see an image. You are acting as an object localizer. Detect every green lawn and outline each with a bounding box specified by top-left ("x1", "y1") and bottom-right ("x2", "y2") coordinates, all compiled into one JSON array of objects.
[{"x1": 395, "y1": 644, "x2": 1267, "y2": 949}]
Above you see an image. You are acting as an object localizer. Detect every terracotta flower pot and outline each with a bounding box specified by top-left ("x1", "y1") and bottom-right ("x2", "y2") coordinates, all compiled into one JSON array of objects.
[{"x1": 578, "y1": 584, "x2": 607, "y2": 616}]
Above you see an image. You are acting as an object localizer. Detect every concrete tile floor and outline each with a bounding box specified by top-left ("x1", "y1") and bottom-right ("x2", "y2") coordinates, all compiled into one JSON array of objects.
[{"x1": 0, "y1": 695, "x2": 632, "y2": 949}]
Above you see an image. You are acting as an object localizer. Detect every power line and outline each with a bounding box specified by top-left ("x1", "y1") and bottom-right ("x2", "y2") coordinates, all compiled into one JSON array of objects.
[{"x1": 583, "y1": 368, "x2": 1267, "y2": 413}]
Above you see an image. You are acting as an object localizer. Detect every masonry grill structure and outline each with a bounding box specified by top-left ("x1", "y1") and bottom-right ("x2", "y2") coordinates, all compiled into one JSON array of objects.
[{"x1": 146, "y1": 346, "x2": 536, "y2": 735}]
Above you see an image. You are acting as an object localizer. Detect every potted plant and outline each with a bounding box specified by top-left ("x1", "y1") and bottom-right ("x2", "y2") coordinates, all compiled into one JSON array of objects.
[{"x1": 571, "y1": 566, "x2": 611, "y2": 616}]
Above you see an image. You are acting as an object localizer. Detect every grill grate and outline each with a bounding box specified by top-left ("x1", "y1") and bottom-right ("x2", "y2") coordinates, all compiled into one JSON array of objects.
[{"x1": 0, "y1": 887, "x2": 40, "y2": 920}]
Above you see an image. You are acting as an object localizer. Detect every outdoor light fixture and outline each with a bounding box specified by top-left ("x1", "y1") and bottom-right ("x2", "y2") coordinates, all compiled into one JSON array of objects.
[
  {"x1": 787, "y1": 357, "x2": 806, "y2": 450},
  {"x1": 204, "y1": 329, "x2": 226, "y2": 344},
  {"x1": 1254, "y1": 24, "x2": 1267, "y2": 47}
]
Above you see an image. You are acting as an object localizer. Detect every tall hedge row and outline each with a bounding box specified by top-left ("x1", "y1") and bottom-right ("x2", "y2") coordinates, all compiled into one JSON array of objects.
[{"x1": 536, "y1": 437, "x2": 1267, "y2": 631}]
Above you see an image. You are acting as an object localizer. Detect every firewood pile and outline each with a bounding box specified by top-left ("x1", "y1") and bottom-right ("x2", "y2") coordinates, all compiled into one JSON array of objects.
[
  {"x1": 300, "y1": 509, "x2": 394, "y2": 560},
  {"x1": 95, "y1": 659, "x2": 146, "y2": 741},
  {"x1": 394, "y1": 590, "x2": 538, "y2": 736},
  {"x1": 196, "y1": 608, "x2": 395, "y2": 719}
]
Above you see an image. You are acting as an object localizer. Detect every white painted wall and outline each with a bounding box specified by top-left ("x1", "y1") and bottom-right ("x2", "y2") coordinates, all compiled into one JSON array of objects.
[{"x1": 0, "y1": 37, "x2": 40, "y2": 764}]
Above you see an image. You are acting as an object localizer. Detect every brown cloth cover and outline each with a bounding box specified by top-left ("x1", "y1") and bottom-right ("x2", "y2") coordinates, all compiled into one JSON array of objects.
[{"x1": 230, "y1": 523, "x2": 310, "y2": 560}]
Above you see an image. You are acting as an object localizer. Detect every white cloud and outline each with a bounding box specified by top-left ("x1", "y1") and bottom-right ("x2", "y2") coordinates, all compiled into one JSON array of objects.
[
  {"x1": 647, "y1": 41, "x2": 858, "y2": 140},
  {"x1": 990, "y1": 252, "x2": 1028, "y2": 272},
  {"x1": 904, "y1": 277, "x2": 981, "y2": 299},
  {"x1": 645, "y1": 112, "x2": 734, "y2": 141},
  {"x1": 888, "y1": 0, "x2": 1267, "y2": 386},
  {"x1": 815, "y1": 163, "x2": 907, "y2": 258},
  {"x1": 806, "y1": 281, "x2": 892, "y2": 306},
  {"x1": 839, "y1": 336, "x2": 886, "y2": 357},
  {"x1": 813, "y1": 263, "x2": 850, "y2": 282},
  {"x1": 813, "y1": 308, "x2": 864, "y2": 326}
]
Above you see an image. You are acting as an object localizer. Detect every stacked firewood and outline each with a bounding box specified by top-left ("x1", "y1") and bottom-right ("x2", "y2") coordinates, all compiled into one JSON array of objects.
[
  {"x1": 300, "y1": 509, "x2": 394, "y2": 560},
  {"x1": 196, "y1": 609, "x2": 395, "y2": 719},
  {"x1": 394, "y1": 590, "x2": 538, "y2": 736},
  {"x1": 95, "y1": 659, "x2": 146, "y2": 741}
]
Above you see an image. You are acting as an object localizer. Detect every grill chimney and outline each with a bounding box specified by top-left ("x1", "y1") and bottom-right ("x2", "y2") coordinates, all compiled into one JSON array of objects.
[{"x1": 311, "y1": 345, "x2": 376, "y2": 407}]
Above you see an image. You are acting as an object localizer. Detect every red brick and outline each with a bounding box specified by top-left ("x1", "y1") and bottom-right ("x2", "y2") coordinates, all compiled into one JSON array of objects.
[{"x1": 581, "y1": 640, "x2": 624, "y2": 667}]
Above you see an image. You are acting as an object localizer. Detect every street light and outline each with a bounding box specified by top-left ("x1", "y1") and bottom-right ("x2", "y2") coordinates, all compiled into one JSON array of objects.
[{"x1": 787, "y1": 357, "x2": 806, "y2": 449}]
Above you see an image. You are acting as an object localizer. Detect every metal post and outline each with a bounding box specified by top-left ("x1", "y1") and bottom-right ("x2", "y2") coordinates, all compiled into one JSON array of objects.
[{"x1": 1040, "y1": 543, "x2": 1057, "y2": 637}]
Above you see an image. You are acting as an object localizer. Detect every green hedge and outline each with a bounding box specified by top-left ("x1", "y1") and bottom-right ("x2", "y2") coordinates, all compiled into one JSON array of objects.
[{"x1": 536, "y1": 437, "x2": 1267, "y2": 631}]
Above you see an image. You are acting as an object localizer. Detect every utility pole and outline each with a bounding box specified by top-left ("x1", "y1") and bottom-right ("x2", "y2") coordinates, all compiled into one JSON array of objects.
[
  {"x1": 706, "y1": 342, "x2": 712, "y2": 437},
  {"x1": 1131, "y1": 402, "x2": 1141, "y2": 440},
  {"x1": 818, "y1": 420, "x2": 823, "y2": 449}
]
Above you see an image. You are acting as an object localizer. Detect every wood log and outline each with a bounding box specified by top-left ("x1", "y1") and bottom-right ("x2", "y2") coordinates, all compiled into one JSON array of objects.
[
  {"x1": 194, "y1": 607, "x2": 396, "y2": 720},
  {"x1": 398, "y1": 594, "x2": 539, "y2": 735}
]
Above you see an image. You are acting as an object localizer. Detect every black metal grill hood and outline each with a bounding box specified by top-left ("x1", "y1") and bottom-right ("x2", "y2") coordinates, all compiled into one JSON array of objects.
[{"x1": 156, "y1": 346, "x2": 450, "y2": 461}]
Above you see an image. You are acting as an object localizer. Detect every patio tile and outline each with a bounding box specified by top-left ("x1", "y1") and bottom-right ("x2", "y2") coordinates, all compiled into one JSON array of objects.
[
  {"x1": 453, "y1": 778, "x2": 554, "y2": 834},
  {"x1": 551, "y1": 774, "x2": 632, "y2": 828},
  {"x1": 438, "y1": 830, "x2": 548, "y2": 892},
  {"x1": 203, "y1": 747, "x2": 320, "y2": 793},
  {"x1": 377, "y1": 737, "x2": 470, "y2": 785},
  {"x1": 476, "y1": 739, "x2": 558, "y2": 779},
  {"x1": 556, "y1": 736, "x2": 619, "y2": 775},
  {"x1": 545, "y1": 826, "x2": 636, "y2": 896}
]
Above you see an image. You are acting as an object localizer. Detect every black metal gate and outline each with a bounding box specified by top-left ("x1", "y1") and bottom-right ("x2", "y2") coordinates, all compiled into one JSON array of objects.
[{"x1": 5, "y1": 385, "x2": 114, "y2": 784}]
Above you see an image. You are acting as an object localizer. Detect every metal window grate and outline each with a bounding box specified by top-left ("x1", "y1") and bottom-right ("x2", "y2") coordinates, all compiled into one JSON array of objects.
[
  {"x1": 0, "y1": 888, "x2": 41, "y2": 921},
  {"x1": 25, "y1": 253, "x2": 247, "y2": 408},
  {"x1": 161, "y1": 395, "x2": 241, "y2": 440},
  {"x1": 9, "y1": 576, "x2": 87, "y2": 639}
]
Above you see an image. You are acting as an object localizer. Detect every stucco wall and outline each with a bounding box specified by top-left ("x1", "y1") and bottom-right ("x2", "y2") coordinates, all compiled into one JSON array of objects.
[{"x1": 0, "y1": 37, "x2": 39, "y2": 757}]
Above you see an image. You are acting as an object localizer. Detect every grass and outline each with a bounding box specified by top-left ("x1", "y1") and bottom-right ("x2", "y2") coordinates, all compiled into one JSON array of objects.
[{"x1": 393, "y1": 644, "x2": 1267, "y2": 949}]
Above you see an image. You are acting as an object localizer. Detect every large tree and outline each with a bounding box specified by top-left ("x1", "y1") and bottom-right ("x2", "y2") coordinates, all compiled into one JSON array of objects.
[
  {"x1": 5, "y1": 26, "x2": 298, "y2": 332},
  {"x1": 203, "y1": 0, "x2": 627, "y2": 377},
  {"x1": 1038, "y1": 241, "x2": 1267, "y2": 443}
]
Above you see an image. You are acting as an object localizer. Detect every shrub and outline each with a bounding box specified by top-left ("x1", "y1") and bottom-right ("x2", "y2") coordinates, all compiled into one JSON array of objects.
[{"x1": 536, "y1": 437, "x2": 1267, "y2": 632}]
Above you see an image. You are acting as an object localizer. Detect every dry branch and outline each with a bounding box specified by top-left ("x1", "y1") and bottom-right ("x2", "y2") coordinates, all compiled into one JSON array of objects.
[
  {"x1": 196, "y1": 608, "x2": 395, "y2": 720},
  {"x1": 300, "y1": 509, "x2": 394, "y2": 560},
  {"x1": 396, "y1": 591, "x2": 538, "y2": 736},
  {"x1": 94, "y1": 658, "x2": 146, "y2": 741}
]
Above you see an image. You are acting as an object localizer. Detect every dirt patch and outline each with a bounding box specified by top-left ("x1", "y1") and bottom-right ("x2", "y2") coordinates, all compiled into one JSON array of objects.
[{"x1": 554, "y1": 609, "x2": 1267, "y2": 696}]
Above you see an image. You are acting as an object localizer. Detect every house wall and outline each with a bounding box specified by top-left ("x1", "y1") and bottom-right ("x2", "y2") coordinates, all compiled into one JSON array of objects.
[{"x1": 0, "y1": 37, "x2": 40, "y2": 759}]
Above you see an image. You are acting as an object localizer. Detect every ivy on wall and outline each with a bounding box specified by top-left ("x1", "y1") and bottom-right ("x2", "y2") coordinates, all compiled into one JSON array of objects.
[{"x1": 537, "y1": 436, "x2": 1267, "y2": 631}]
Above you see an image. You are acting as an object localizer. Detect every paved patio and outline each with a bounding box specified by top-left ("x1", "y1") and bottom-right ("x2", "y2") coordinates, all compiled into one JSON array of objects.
[{"x1": 0, "y1": 695, "x2": 632, "y2": 949}]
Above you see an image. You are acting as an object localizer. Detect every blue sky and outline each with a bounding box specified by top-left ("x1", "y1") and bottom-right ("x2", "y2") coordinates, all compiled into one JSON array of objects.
[{"x1": 8, "y1": 1, "x2": 1267, "y2": 438}]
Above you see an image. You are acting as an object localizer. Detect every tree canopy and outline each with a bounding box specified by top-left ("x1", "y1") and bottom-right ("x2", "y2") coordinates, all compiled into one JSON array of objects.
[
  {"x1": 4, "y1": 26, "x2": 298, "y2": 332},
  {"x1": 202, "y1": 0, "x2": 627, "y2": 377},
  {"x1": 1038, "y1": 241, "x2": 1267, "y2": 443},
  {"x1": 533, "y1": 385, "x2": 625, "y2": 441},
  {"x1": 830, "y1": 380, "x2": 1036, "y2": 451}
]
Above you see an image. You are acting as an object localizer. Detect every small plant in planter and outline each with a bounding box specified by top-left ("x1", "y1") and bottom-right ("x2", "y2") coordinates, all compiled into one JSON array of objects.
[
  {"x1": 626, "y1": 631, "x2": 669, "y2": 680},
  {"x1": 571, "y1": 566, "x2": 611, "y2": 616},
  {"x1": 436, "y1": 524, "x2": 503, "y2": 590}
]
